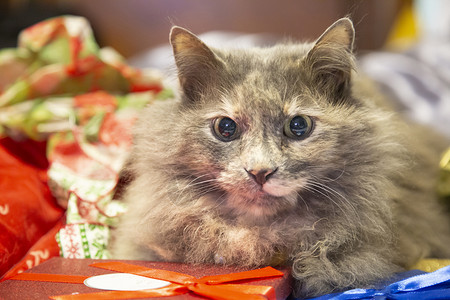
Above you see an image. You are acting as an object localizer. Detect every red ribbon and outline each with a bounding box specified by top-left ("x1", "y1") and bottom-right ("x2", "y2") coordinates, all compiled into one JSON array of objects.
[{"x1": 10, "y1": 261, "x2": 284, "y2": 300}]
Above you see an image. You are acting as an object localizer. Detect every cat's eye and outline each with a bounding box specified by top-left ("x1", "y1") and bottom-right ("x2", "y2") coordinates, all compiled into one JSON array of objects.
[
  {"x1": 212, "y1": 117, "x2": 239, "y2": 142},
  {"x1": 284, "y1": 115, "x2": 314, "y2": 139}
]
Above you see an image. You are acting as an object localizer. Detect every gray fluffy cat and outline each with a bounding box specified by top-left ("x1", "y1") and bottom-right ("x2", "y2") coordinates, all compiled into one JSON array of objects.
[{"x1": 110, "y1": 18, "x2": 450, "y2": 297}]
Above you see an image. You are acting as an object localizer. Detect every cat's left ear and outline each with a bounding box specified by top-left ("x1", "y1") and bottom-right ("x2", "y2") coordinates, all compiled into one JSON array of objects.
[
  {"x1": 303, "y1": 18, "x2": 355, "y2": 102},
  {"x1": 170, "y1": 26, "x2": 225, "y2": 102}
]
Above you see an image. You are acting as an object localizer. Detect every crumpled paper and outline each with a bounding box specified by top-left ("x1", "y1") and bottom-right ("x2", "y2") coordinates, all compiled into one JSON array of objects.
[
  {"x1": 0, "y1": 15, "x2": 169, "y2": 140},
  {"x1": 0, "y1": 15, "x2": 171, "y2": 260}
]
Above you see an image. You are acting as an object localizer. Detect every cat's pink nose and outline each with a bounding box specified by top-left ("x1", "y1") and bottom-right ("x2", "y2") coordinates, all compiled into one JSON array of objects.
[{"x1": 246, "y1": 168, "x2": 278, "y2": 185}]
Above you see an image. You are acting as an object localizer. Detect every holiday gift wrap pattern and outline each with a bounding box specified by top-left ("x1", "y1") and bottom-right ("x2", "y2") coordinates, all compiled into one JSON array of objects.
[{"x1": 0, "y1": 15, "x2": 170, "y2": 271}]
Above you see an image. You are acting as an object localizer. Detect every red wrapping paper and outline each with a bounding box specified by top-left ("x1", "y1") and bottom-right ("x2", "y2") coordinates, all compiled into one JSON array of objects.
[{"x1": 0, "y1": 139, "x2": 63, "y2": 278}]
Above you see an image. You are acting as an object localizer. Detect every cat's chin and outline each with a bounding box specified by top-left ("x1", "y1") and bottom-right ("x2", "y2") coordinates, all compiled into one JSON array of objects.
[
  {"x1": 225, "y1": 188, "x2": 297, "y2": 220},
  {"x1": 262, "y1": 182, "x2": 295, "y2": 198}
]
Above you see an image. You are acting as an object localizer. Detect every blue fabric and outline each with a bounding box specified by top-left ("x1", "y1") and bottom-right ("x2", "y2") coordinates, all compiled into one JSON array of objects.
[{"x1": 305, "y1": 265, "x2": 450, "y2": 300}]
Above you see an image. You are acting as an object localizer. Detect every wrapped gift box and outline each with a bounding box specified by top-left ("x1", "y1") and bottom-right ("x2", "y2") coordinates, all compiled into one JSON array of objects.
[{"x1": 0, "y1": 257, "x2": 292, "y2": 299}]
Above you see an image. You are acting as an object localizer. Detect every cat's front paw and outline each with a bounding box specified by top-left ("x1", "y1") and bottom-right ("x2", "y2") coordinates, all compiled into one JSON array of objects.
[
  {"x1": 292, "y1": 274, "x2": 341, "y2": 299},
  {"x1": 290, "y1": 250, "x2": 400, "y2": 298}
]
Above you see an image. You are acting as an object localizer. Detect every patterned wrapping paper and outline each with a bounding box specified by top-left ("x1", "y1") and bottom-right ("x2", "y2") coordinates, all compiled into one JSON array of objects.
[
  {"x1": 0, "y1": 15, "x2": 168, "y2": 140},
  {"x1": 0, "y1": 15, "x2": 171, "y2": 271}
]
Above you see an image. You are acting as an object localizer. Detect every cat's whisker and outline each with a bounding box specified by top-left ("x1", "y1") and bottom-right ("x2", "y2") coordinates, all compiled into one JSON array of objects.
[
  {"x1": 306, "y1": 179, "x2": 359, "y2": 222},
  {"x1": 307, "y1": 181, "x2": 343, "y2": 204},
  {"x1": 211, "y1": 192, "x2": 229, "y2": 209},
  {"x1": 295, "y1": 191, "x2": 310, "y2": 212},
  {"x1": 185, "y1": 173, "x2": 212, "y2": 186},
  {"x1": 172, "y1": 174, "x2": 226, "y2": 205},
  {"x1": 302, "y1": 185, "x2": 342, "y2": 214},
  {"x1": 309, "y1": 180, "x2": 354, "y2": 214},
  {"x1": 308, "y1": 179, "x2": 347, "y2": 203},
  {"x1": 194, "y1": 185, "x2": 222, "y2": 198},
  {"x1": 303, "y1": 183, "x2": 353, "y2": 221},
  {"x1": 321, "y1": 165, "x2": 347, "y2": 183}
]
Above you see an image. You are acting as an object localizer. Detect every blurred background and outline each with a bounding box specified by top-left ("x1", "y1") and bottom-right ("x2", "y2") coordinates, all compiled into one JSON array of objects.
[
  {"x1": 0, "y1": 0, "x2": 417, "y2": 58},
  {"x1": 1, "y1": 0, "x2": 450, "y2": 136}
]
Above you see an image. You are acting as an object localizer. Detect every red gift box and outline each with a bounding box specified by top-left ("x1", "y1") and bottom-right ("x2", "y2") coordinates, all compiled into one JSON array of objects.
[{"x1": 0, "y1": 257, "x2": 292, "y2": 299}]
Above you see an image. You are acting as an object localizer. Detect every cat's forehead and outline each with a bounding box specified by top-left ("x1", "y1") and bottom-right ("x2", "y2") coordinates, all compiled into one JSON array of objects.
[
  {"x1": 210, "y1": 82, "x2": 323, "y2": 123},
  {"x1": 200, "y1": 44, "x2": 326, "y2": 121},
  {"x1": 221, "y1": 43, "x2": 313, "y2": 72},
  {"x1": 219, "y1": 63, "x2": 323, "y2": 119},
  {"x1": 221, "y1": 45, "x2": 315, "y2": 95}
]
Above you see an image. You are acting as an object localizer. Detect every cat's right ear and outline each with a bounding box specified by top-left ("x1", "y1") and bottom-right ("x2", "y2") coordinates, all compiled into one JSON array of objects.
[
  {"x1": 303, "y1": 18, "x2": 355, "y2": 103},
  {"x1": 170, "y1": 26, "x2": 224, "y2": 101}
]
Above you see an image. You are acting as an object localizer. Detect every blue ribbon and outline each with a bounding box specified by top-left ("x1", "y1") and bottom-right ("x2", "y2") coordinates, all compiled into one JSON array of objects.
[{"x1": 307, "y1": 265, "x2": 450, "y2": 300}]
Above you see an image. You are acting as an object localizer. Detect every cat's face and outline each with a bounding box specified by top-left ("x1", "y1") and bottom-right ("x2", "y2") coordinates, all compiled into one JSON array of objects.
[
  {"x1": 202, "y1": 78, "x2": 335, "y2": 218},
  {"x1": 169, "y1": 19, "x2": 365, "y2": 219}
]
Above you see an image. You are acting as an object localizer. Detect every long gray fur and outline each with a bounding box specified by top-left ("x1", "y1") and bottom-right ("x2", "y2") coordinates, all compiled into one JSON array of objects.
[{"x1": 109, "y1": 18, "x2": 450, "y2": 297}]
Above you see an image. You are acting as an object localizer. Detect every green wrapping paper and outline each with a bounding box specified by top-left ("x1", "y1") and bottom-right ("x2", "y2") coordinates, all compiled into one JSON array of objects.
[{"x1": 0, "y1": 15, "x2": 171, "y2": 259}]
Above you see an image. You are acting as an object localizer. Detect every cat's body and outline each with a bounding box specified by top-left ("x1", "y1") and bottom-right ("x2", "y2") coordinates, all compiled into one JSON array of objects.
[{"x1": 110, "y1": 19, "x2": 450, "y2": 297}]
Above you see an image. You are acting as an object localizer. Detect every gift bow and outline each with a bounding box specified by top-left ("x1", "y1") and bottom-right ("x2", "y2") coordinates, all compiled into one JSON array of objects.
[{"x1": 10, "y1": 261, "x2": 285, "y2": 300}]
